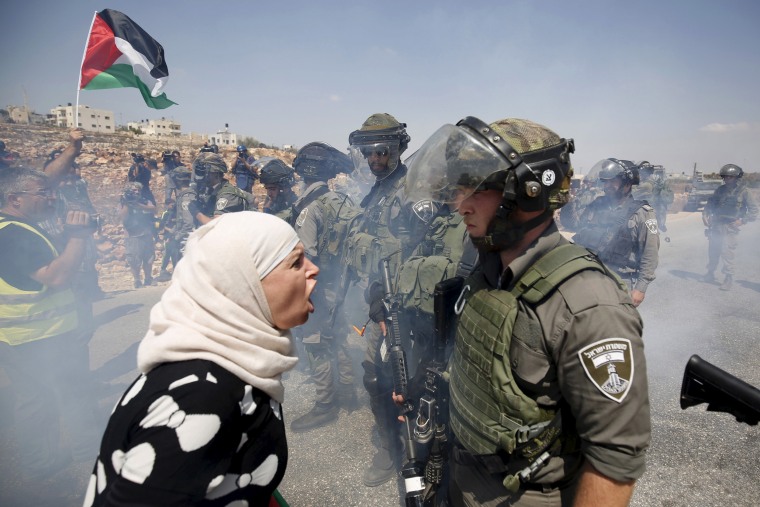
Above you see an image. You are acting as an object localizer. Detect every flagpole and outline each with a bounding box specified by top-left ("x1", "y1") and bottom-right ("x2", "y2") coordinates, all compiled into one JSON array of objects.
[{"x1": 75, "y1": 11, "x2": 98, "y2": 129}]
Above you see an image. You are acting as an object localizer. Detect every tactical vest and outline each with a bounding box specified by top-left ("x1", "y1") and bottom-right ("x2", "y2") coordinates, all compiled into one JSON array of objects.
[
  {"x1": 316, "y1": 193, "x2": 363, "y2": 266},
  {"x1": 449, "y1": 243, "x2": 625, "y2": 490},
  {"x1": 0, "y1": 218, "x2": 79, "y2": 346},
  {"x1": 575, "y1": 198, "x2": 648, "y2": 270},
  {"x1": 346, "y1": 170, "x2": 406, "y2": 279},
  {"x1": 292, "y1": 184, "x2": 363, "y2": 268},
  {"x1": 215, "y1": 181, "x2": 256, "y2": 214},
  {"x1": 174, "y1": 188, "x2": 198, "y2": 239},
  {"x1": 395, "y1": 212, "x2": 467, "y2": 317},
  {"x1": 711, "y1": 185, "x2": 747, "y2": 222}
]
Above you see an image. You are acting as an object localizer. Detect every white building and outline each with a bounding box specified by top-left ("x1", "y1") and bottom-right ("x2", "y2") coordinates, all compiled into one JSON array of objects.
[
  {"x1": 127, "y1": 118, "x2": 182, "y2": 137},
  {"x1": 208, "y1": 124, "x2": 238, "y2": 147},
  {"x1": 49, "y1": 104, "x2": 115, "y2": 133}
]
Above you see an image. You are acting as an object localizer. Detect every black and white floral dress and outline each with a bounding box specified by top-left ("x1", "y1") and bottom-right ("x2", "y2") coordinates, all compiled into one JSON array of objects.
[{"x1": 83, "y1": 359, "x2": 288, "y2": 506}]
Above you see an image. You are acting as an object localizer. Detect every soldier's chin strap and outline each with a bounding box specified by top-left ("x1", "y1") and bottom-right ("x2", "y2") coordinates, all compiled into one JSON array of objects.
[{"x1": 471, "y1": 198, "x2": 554, "y2": 252}]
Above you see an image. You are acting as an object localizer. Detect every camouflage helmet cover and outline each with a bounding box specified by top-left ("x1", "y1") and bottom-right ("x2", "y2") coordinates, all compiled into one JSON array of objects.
[
  {"x1": 460, "y1": 118, "x2": 575, "y2": 211},
  {"x1": 124, "y1": 181, "x2": 143, "y2": 193},
  {"x1": 406, "y1": 117, "x2": 574, "y2": 212},
  {"x1": 348, "y1": 113, "x2": 411, "y2": 179},
  {"x1": 719, "y1": 164, "x2": 743, "y2": 178},
  {"x1": 171, "y1": 166, "x2": 192, "y2": 181}
]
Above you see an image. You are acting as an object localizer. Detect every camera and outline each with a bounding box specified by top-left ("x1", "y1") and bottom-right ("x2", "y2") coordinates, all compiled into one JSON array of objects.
[{"x1": 131, "y1": 153, "x2": 145, "y2": 164}]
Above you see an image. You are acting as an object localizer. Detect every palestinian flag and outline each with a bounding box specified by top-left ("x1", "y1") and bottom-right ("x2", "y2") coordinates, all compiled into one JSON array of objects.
[{"x1": 79, "y1": 9, "x2": 176, "y2": 109}]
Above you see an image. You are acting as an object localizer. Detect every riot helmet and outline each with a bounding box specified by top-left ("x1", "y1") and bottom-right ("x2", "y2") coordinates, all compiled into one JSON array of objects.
[
  {"x1": 293, "y1": 142, "x2": 353, "y2": 181},
  {"x1": 348, "y1": 113, "x2": 410, "y2": 180},
  {"x1": 171, "y1": 166, "x2": 192, "y2": 185},
  {"x1": 259, "y1": 159, "x2": 295, "y2": 188},
  {"x1": 595, "y1": 158, "x2": 639, "y2": 185},
  {"x1": 637, "y1": 160, "x2": 654, "y2": 178},
  {"x1": 406, "y1": 116, "x2": 574, "y2": 250},
  {"x1": 719, "y1": 164, "x2": 743, "y2": 178},
  {"x1": 236, "y1": 145, "x2": 248, "y2": 154},
  {"x1": 192, "y1": 152, "x2": 227, "y2": 187}
]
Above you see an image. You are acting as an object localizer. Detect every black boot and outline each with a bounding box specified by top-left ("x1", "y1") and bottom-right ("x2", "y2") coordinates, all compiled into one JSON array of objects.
[
  {"x1": 290, "y1": 402, "x2": 339, "y2": 432},
  {"x1": 337, "y1": 382, "x2": 359, "y2": 413},
  {"x1": 363, "y1": 393, "x2": 399, "y2": 487},
  {"x1": 720, "y1": 274, "x2": 733, "y2": 291}
]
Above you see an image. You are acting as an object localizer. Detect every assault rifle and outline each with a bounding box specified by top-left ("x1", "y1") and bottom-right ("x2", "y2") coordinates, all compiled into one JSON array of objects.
[
  {"x1": 408, "y1": 276, "x2": 464, "y2": 506},
  {"x1": 380, "y1": 257, "x2": 425, "y2": 505},
  {"x1": 680, "y1": 354, "x2": 760, "y2": 425}
]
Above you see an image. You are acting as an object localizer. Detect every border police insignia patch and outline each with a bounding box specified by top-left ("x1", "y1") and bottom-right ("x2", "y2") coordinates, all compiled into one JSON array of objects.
[
  {"x1": 578, "y1": 338, "x2": 634, "y2": 403},
  {"x1": 296, "y1": 208, "x2": 308, "y2": 228},
  {"x1": 216, "y1": 198, "x2": 228, "y2": 211},
  {"x1": 413, "y1": 199, "x2": 435, "y2": 223},
  {"x1": 645, "y1": 218, "x2": 658, "y2": 234}
]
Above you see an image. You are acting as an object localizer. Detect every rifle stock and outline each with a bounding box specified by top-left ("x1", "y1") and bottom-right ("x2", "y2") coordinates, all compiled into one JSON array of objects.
[{"x1": 680, "y1": 354, "x2": 760, "y2": 425}]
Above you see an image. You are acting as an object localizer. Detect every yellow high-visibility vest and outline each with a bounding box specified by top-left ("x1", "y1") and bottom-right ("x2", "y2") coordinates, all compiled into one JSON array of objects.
[{"x1": 0, "y1": 217, "x2": 78, "y2": 346}]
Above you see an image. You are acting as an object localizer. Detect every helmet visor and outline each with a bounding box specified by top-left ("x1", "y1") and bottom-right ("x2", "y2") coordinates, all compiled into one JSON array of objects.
[
  {"x1": 405, "y1": 124, "x2": 511, "y2": 204},
  {"x1": 348, "y1": 140, "x2": 400, "y2": 177}
]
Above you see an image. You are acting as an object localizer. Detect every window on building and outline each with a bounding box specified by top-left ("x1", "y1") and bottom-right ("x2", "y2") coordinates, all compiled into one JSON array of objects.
[
  {"x1": 105, "y1": 116, "x2": 110, "y2": 120},
  {"x1": 92, "y1": 124, "x2": 97, "y2": 128}
]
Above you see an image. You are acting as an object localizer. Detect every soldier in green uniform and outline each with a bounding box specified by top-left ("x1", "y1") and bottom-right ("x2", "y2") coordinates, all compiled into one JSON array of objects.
[
  {"x1": 156, "y1": 167, "x2": 195, "y2": 282},
  {"x1": 702, "y1": 164, "x2": 758, "y2": 290},
  {"x1": 260, "y1": 159, "x2": 298, "y2": 219},
  {"x1": 343, "y1": 113, "x2": 421, "y2": 486},
  {"x1": 287, "y1": 142, "x2": 361, "y2": 432},
  {"x1": 404, "y1": 116, "x2": 651, "y2": 507},
  {"x1": 187, "y1": 152, "x2": 257, "y2": 225},
  {"x1": 573, "y1": 159, "x2": 660, "y2": 307},
  {"x1": 633, "y1": 161, "x2": 673, "y2": 233}
]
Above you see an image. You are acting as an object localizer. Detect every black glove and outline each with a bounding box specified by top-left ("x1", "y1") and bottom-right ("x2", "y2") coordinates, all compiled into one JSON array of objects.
[
  {"x1": 187, "y1": 199, "x2": 201, "y2": 217},
  {"x1": 366, "y1": 281, "x2": 386, "y2": 323},
  {"x1": 369, "y1": 298, "x2": 386, "y2": 324}
]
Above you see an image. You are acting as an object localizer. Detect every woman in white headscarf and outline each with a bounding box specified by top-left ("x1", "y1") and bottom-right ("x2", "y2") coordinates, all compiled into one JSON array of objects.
[{"x1": 83, "y1": 211, "x2": 319, "y2": 507}]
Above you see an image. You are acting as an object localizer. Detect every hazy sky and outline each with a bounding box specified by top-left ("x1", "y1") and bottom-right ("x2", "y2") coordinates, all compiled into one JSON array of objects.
[{"x1": 2, "y1": 0, "x2": 759, "y2": 173}]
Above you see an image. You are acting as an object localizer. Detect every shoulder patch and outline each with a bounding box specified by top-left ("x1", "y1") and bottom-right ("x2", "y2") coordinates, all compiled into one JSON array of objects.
[
  {"x1": 645, "y1": 218, "x2": 658, "y2": 234},
  {"x1": 215, "y1": 198, "x2": 228, "y2": 211},
  {"x1": 413, "y1": 199, "x2": 435, "y2": 223},
  {"x1": 578, "y1": 338, "x2": 634, "y2": 403},
  {"x1": 296, "y1": 208, "x2": 308, "y2": 228}
]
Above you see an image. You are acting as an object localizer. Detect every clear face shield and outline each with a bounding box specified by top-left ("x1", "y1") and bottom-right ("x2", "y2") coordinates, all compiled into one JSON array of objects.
[
  {"x1": 404, "y1": 123, "x2": 512, "y2": 207},
  {"x1": 348, "y1": 139, "x2": 401, "y2": 179}
]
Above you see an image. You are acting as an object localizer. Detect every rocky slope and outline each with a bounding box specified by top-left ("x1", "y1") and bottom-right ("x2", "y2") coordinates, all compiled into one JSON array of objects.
[{"x1": 0, "y1": 123, "x2": 295, "y2": 292}]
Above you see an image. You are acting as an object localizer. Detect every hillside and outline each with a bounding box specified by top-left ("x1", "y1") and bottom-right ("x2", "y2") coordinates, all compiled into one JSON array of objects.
[{"x1": 0, "y1": 123, "x2": 296, "y2": 291}]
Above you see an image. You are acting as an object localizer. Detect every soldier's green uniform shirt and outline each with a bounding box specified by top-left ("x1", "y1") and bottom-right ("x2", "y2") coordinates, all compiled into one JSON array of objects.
[
  {"x1": 703, "y1": 182, "x2": 758, "y2": 224},
  {"x1": 292, "y1": 181, "x2": 353, "y2": 265},
  {"x1": 174, "y1": 187, "x2": 198, "y2": 243},
  {"x1": 451, "y1": 222, "x2": 650, "y2": 489},
  {"x1": 210, "y1": 180, "x2": 256, "y2": 216},
  {"x1": 574, "y1": 194, "x2": 659, "y2": 293}
]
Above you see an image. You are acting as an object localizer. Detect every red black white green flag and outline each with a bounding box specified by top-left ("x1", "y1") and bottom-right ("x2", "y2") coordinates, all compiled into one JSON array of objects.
[{"x1": 79, "y1": 9, "x2": 176, "y2": 109}]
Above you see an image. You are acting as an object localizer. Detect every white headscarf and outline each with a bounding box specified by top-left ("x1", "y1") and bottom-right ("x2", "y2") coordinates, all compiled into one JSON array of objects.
[{"x1": 137, "y1": 211, "x2": 301, "y2": 403}]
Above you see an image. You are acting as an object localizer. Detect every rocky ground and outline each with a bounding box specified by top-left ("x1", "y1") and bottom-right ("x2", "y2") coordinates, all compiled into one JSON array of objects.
[{"x1": 0, "y1": 123, "x2": 296, "y2": 292}]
